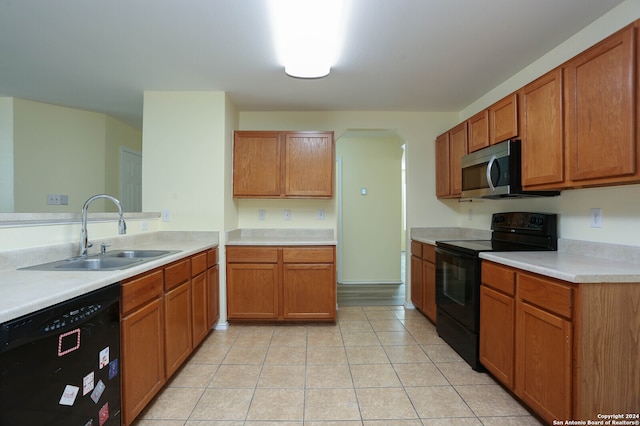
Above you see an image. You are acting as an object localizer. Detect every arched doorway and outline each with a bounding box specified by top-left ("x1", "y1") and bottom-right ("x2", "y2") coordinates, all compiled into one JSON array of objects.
[{"x1": 336, "y1": 129, "x2": 406, "y2": 305}]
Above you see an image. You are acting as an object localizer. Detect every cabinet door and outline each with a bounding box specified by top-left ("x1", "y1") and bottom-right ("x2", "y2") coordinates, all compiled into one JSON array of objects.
[
  {"x1": 516, "y1": 301, "x2": 572, "y2": 423},
  {"x1": 121, "y1": 298, "x2": 165, "y2": 426},
  {"x1": 283, "y1": 263, "x2": 336, "y2": 320},
  {"x1": 233, "y1": 131, "x2": 281, "y2": 197},
  {"x1": 191, "y1": 272, "x2": 209, "y2": 348},
  {"x1": 422, "y1": 259, "x2": 436, "y2": 323},
  {"x1": 410, "y1": 254, "x2": 423, "y2": 310},
  {"x1": 521, "y1": 68, "x2": 565, "y2": 188},
  {"x1": 449, "y1": 122, "x2": 468, "y2": 197},
  {"x1": 489, "y1": 93, "x2": 519, "y2": 144},
  {"x1": 206, "y1": 264, "x2": 219, "y2": 329},
  {"x1": 564, "y1": 24, "x2": 637, "y2": 185},
  {"x1": 479, "y1": 286, "x2": 514, "y2": 389},
  {"x1": 284, "y1": 132, "x2": 334, "y2": 197},
  {"x1": 435, "y1": 132, "x2": 451, "y2": 197},
  {"x1": 226, "y1": 263, "x2": 279, "y2": 319},
  {"x1": 468, "y1": 110, "x2": 490, "y2": 152},
  {"x1": 164, "y1": 280, "x2": 192, "y2": 378}
]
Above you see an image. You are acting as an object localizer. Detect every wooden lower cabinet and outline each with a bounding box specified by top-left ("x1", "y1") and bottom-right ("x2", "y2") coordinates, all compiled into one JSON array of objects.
[
  {"x1": 410, "y1": 250, "x2": 423, "y2": 311},
  {"x1": 283, "y1": 263, "x2": 335, "y2": 319},
  {"x1": 479, "y1": 285, "x2": 514, "y2": 388},
  {"x1": 226, "y1": 263, "x2": 279, "y2": 319},
  {"x1": 121, "y1": 273, "x2": 165, "y2": 426},
  {"x1": 410, "y1": 240, "x2": 436, "y2": 323},
  {"x1": 480, "y1": 260, "x2": 640, "y2": 424},
  {"x1": 191, "y1": 252, "x2": 209, "y2": 347},
  {"x1": 517, "y1": 299, "x2": 572, "y2": 421},
  {"x1": 226, "y1": 245, "x2": 336, "y2": 321},
  {"x1": 164, "y1": 280, "x2": 192, "y2": 377},
  {"x1": 422, "y1": 259, "x2": 436, "y2": 322},
  {"x1": 121, "y1": 248, "x2": 219, "y2": 425}
]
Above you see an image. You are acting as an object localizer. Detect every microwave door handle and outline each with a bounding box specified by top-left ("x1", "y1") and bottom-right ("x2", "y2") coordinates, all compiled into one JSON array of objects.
[{"x1": 486, "y1": 155, "x2": 498, "y2": 192}]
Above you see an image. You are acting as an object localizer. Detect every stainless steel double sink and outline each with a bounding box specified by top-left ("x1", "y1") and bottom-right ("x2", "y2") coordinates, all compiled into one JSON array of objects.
[{"x1": 21, "y1": 250, "x2": 181, "y2": 271}]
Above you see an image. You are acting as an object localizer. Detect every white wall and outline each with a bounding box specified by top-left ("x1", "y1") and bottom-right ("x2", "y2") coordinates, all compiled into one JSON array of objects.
[
  {"x1": 0, "y1": 98, "x2": 14, "y2": 212},
  {"x1": 142, "y1": 91, "x2": 229, "y2": 231},
  {"x1": 142, "y1": 91, "x2": 237, "y2": 324},
  {"x1": 0, "y1": 99, "x2": 142, "y2": 213}
]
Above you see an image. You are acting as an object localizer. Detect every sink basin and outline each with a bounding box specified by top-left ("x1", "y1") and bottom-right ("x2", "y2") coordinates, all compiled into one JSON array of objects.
[
  {"x1": 20, "y1": 249, "x2": 180, "y2": 271},
  {"x1": 54, "y1": 257, "x2": 143, "y2": 270},
  {"x1": 105, "y1": 250, "x2": 174, "y2": 259}
]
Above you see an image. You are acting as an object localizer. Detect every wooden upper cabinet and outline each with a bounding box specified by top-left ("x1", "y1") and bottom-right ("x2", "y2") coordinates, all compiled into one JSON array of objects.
[
  {"x1": 449, "y1": 122, "x2": 468, "y2": 197},
  {"x1": 564, "y1": 23, "x2": 638, "y2": 187},
  {"x1": 520, "y1": 68, "x2": 565, "y2": 189},
  {"x1": 284, "y1": 132, "x2": 334, "y2": 197},
  {"x1": 435, "y1": 132, "x2": 451, "y2": 197},
  {"x1": 233, "y1": 131, "x2": 334, "y2": 198},
  {"x1": 489, "y1": 93, "x2": 519, "y2": 144},
  {"x1": 233, "y1": 131, "x2": 281, "y2": 197},
  {"x1": 468, "y1": 109, "x2": 490, "y2": 152},
  {"x1": 435, "y1": 123, "x2": 467, "y2": 198}
]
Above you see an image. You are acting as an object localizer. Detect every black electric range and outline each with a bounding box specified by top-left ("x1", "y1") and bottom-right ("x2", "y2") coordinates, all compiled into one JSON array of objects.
[{"x1": 434, "y1": 212, "x2": 557, "y2": 370}]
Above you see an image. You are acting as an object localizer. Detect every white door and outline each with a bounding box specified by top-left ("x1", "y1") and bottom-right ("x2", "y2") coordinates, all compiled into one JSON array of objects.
[{"x1": 120, "y1": 147, "x2": 142, "y2": 212}]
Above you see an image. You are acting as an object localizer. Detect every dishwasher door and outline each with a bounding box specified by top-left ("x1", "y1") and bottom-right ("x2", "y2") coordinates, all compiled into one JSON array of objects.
[{"x1": 0, "y1": 283, "x2": 121, "y2": 426}]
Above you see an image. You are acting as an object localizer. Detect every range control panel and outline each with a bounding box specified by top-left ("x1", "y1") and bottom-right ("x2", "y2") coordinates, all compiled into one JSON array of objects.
[{"x1": 491, "y1": 212, "x2": 557, "y2": 235}]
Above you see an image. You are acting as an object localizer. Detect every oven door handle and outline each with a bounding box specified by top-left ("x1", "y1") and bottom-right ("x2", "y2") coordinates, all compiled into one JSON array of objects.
[{"x1": 486, "y1": 155, "x2": 498, "y2": 193}]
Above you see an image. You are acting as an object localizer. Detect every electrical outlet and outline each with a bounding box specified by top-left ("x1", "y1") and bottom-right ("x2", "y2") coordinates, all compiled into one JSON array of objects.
[
  {"x1": 162, "y1": 209, "x2": 172, "y2": 222},
  {"x1": 47, "y1": 194, "x2": 61, "y2": 205},
  {"x1": 284, "y1": 209, "x2": 291, "y2": 221},
  {"x1": 258, "y1": 209, "x2": 266, "y2": 221},
  {"x1": 140, "y1": 221, "x2": 149, "y2": 231},
  {"x1": 317, "y1": 209, "x2": 325, "y2": 220},
  {"x1": 590, "y1": 208, "x2": 602, "y2": 228}
]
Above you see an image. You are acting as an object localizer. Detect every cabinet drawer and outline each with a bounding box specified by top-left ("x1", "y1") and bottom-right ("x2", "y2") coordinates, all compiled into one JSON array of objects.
[
  {"x1": 518, "y1": 272, "x2": 573, "y2": 319},
  {"x1": 411, "y1": 241, "x2": 422, "y2": 257},
  {"x1": 207, "y1": 248, "x2": 218, "y2": 267},
  {"x1": 191, "y1": 252, "x2": 207, "y2": 276},
  {"x1": 164, "y1": 258, "x2": 191, "y2": 291},
  {"x1": 283, "y1": 247, "x2": 334, "y2": 263},
  {"x1": 482, "y1": 262, "x2": 516, "y2": 296},
  {"x1": 121, "y1": 269, "x2": 163, "y2": 315},
  {"x1": 422, "y1": 244, "x2": 435, "y2": 263},
  {"x1": 226, "y1": 246, "x2": 279, "y2": 263}
]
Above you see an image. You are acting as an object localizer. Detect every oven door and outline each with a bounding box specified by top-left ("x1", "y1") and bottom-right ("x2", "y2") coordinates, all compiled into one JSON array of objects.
[{"x1": 435, "y1": 246, "x2": 481, "y2": 332}]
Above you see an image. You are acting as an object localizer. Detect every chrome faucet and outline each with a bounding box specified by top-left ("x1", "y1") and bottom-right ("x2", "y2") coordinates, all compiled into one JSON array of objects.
[{"x1": 79, "y1": 194, "x2": 127, "y2": 257}]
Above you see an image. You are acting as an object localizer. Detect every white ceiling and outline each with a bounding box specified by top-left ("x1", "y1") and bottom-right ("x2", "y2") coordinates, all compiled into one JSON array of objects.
[{"x1": 0, "y1": 0, "x2": 626, "y2": 128}]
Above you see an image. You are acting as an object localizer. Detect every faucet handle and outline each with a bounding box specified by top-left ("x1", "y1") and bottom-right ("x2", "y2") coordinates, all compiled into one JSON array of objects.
[{"x1": 100, "y1": 242, "x2": 110, "y2": 254}]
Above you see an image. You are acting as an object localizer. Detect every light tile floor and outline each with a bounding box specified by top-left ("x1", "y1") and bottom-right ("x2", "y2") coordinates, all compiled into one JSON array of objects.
[{"x1": 133, "y1": 306, "x2": 543, "y2": 426}]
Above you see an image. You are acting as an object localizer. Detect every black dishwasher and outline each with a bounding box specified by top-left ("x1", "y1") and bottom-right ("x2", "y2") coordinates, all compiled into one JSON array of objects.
[{"x1": 0, "y1": 283, "x2": 121, "y2": 426}]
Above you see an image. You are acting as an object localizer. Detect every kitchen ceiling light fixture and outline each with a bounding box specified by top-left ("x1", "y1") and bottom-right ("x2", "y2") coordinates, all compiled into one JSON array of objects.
[{"x1": 269, "y1": 0, "x2": 345, "y2": 79}]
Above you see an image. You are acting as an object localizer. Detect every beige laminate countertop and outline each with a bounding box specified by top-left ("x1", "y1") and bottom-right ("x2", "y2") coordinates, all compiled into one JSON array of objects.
[
  {"x1": 410, "y1": 227, "x2": 640, "y2": 284},
  {"x1": 226, "y1": 228, "x2": 337, "y2": 246},
  {"x1": 0, "y1": 231, "x2": 219, "y2": 323},
  {"x1": 481, "y1": 240, "x2": 640, "y2": 283}
]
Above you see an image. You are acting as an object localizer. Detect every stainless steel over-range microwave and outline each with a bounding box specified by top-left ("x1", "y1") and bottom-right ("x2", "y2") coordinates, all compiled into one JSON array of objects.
[{"x1": 460, "y1": 139, "x2": 560, "y2": 199}]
